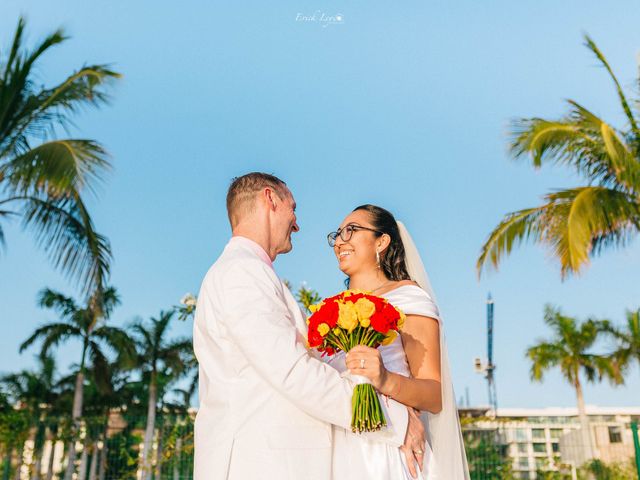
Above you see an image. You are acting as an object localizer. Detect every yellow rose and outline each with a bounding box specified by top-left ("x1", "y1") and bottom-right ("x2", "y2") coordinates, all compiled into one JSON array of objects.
[
  {"x1": 318, "y1": 323, "x2": 330, "y2": 336},
  {"x1": 337, "y1": 302, "x2": 358, "y2": 333},
  {"x1": 359, "y1": 317, "x2": 371, "y2": 328},
  {"x1": 381, "y1": 330, "x2": 398, "y2": 346},
  {"x1": 344, "y1": 289, "x2": 366, "y2": 297},
  {"x1": 309, "y1": 302, "x2": 324, "y2": 313},
  {"x1": 398, "y1": 309, "x2": 407, "y2": 330},
  {"x1": 354, "y1": 298, "x2": 376, "y2": 320},
  {"x1": 333, "y1": 328, "x2": 341, "y2": 336}
]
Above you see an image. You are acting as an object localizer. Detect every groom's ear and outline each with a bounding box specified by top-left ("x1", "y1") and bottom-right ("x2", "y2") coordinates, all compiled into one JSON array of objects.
[{"x1": 264, "y1": 188, "x2": 278, "y2": 210}]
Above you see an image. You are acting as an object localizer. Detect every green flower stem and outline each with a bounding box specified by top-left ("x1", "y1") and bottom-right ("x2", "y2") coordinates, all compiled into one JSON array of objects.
[{"x1": 352, "y1": 384, "x2": 387, "y2": 433}]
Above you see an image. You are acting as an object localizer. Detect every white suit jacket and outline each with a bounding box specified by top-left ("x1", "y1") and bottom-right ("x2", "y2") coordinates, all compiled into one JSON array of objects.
[{"x1": 193, "y1": 237, "x2": 407, "y2": 479}]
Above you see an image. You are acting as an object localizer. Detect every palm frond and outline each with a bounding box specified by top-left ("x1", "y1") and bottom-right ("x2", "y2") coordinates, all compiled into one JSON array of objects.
[
  {"x1": 510, "y1": 106, "x2": 640, "y2": 192},
  {"x1": 583, "y1": 35, "x2": 640, "y2": 137},
  {"x1": 19, "y1": 322, "x2": 80, "y2": 356},
  {"x1": 37, "y1": 287, "x2": 78, "y2": 317},
  {"x1": 479, "y1": 187, "x2": 640, "y2": 278},
  {"x1": 92, "y1": 325, "x2": 136, "y2": 366},
  {"x1": 568, "y1": 101, "x2": 640, "y2": 191},
  {"x1": 2, "y1": 139, "x2": 111, "y2": 197},
  {"x1": 19, "y1": 193, "x2": 111, "y2": 294},
  {"x1": 154, "y1": 310, "x2": 175, "y2": 346},
  {"x1": 87, "y1": 341, "x2": 110, "y2": 393},
  {"x1": 543, "y1": 187, "x2": 640, "y2": 276},
  {"x1": 0, "y1": 205, "x2": 16, "y2": 247},
  {"x1": 162, "y1": 338, "x2": 193, "y2": 375},
  {"x1": 129, "y1": 320, "x2": 154, "y2": 352},
  {"x1": 2, "y1": 17, "x2": 26, "y2": 84},
  {"x1": 476, "y1": 206, "x2": 545, "y2": 277},
  {"x1": 35, "y1": 64, "x2": 121, "y2": 118},
  {"x1": 1, "y1": 66, "x2": 120, "y2": 158},
  {"x1": 0, "y1": 19, "x2": 67, "y2": 152},
  {"x1": 526, "y1": 342, "x2": 563, "y2": 381}
]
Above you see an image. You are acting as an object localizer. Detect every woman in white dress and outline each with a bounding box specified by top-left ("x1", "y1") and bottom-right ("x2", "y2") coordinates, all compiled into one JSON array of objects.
[{"x1": 326, "y1": 204, "x2": 470, "y2": 479}]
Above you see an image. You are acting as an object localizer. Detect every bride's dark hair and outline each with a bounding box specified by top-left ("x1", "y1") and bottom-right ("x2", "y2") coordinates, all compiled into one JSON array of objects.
[{"x1": 353, "y1": 204, "x2": 411, "y2": 282}]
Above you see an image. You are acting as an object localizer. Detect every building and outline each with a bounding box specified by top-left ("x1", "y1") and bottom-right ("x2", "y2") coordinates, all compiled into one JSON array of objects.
[{"x1": 460, "y1": 405, "x2": 640, "y2": 479}]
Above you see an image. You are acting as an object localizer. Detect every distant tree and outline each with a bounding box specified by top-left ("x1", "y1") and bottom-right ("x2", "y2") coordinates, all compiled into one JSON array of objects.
[
  {"x1": 128, "y1": 310, "x2": 192, "y2": 480},
  {"x1": 526, "y1": 306, "x2": 622, "y2": 457},
  {"x1": 19, "y1": 287, "x2": 134, "y2": 480},
  {"x1": 598, "y1": 308, "x2": 640, "y2": 379}
]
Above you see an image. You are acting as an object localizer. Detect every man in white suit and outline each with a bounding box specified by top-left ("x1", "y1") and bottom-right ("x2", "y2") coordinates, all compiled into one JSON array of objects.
[{"x1": 193, "y1": 172, "x2": 422, "y2": 479}]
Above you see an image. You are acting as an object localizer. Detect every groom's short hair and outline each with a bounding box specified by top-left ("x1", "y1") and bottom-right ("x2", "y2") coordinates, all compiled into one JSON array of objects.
[{"x1": 226, "y1": 172, "x2": 289, "y2": 227}]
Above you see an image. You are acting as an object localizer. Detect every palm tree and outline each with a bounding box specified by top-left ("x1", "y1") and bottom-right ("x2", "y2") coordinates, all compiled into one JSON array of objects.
[
  {"x1": 128, "y1": 310, "x2": 192, "y2": 480},
  {"x1": 526, "y1": 305, "x2": 622, "y2": 457},
  {"x1": 295, "y1": 284, "x2": 322, "y2": 314},
  {"x1": 0, "y1": 17, "x2": 121, "y2": 294},
  {"x1": 598, "y1": 309, "x2": 640, "y2": 378},
  {"x1": 19, "y1": 287, "x2": 134, "y2": 480},
  {"x1": 81, "y1": 358, "x2": 135, "y2": 480},
  {"x1": 477, "y1": 35, "x2": 640, "y2": 279},
  {"x1": 1, "y1": 355, "x2": 59, "y2": 480},
  {"x1": 1, "y1": 355, "x2": 58, "y2": 414}
]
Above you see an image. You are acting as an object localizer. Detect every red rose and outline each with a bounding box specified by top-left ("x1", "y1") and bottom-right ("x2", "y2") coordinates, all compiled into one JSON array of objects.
[
  {"x1": 344, "y1": 292, "x2": 366, "y2": 303},
  {"x1": 322, "y1": 346, "x2": 335, "y2": 357},
  {"x1": 370, "y1": 311, "x2": 390, "y2": 334},
  {"x1": 314, "y1": 300, "x2": 339, "y2": 327},
  {"x1": 308, "y1": 326, "x2": 323, "y2": 347},
  {"x1": 368, "y1": 295, "x2": 387, "y2": 311},
  {"x1": 370, "y1": 303, "x2": 401, "y2": 334}
]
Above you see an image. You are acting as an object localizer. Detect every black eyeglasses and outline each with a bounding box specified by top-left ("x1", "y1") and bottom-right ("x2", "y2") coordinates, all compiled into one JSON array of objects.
[{"x1": 327, "y1": 224, "x2": 384, "y2": 247}]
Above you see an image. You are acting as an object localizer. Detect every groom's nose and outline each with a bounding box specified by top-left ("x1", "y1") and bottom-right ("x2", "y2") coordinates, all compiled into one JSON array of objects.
[{"x1": 292, "y1": 220, "x2": 300, "y2": 233}]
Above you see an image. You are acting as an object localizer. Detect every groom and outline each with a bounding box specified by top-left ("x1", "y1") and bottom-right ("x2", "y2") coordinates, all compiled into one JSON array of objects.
[{"x1": 193, "y1": 172, "x2": 422, "y2": 479}]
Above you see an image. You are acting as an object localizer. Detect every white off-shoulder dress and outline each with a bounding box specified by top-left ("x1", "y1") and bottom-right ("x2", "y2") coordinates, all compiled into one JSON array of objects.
[{"x1": 328, "y1": 285, "x2": 439, "y2": 480}]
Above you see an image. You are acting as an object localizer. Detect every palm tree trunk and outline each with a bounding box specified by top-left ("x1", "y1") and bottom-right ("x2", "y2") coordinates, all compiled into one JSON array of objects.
[
  {"x1": 13, "y1": 446, "x2": 23, "y2": 480},
  {"x1": 575, "y1": 376, "x2": 594, "y2": 460},
  {"x1": 141, "y1": 377, "x2": 157, "y2": 480},
  {"x1": 98, "y1": 424, "x2": 108, "y2": 480},
  {"x1": 33, "y1": 451, "x2": 43, "y2": 480},
  {"x1": 87, "y1": 442, "x2": 98, "y2": 480},
  {"x1": 45, "y1": 436, "x2": 57, "y2": 480},
  {"x1": 77, "y1": 440, "x2": 88, "y2": 480},
  {"x1": 33, "y1": 424, "x2": 47, "y2": 480},
  {"x1": 3, "y1": 450, "x2": 11, "y2": 480},
  {"x1": 63, "y1": 369, "x2": 85, "y2": 480},
  {"x1": 172, "y1": 436, "x2": 182, "y2": 480},
  {"x1": 154, "y1": 423, "x2": 163, "y2": 480}
]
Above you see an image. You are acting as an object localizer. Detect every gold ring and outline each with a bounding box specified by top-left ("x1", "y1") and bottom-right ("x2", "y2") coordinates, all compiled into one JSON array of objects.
[{"x1": 360, "y1": 359, "x2": 365, "y2": 369}]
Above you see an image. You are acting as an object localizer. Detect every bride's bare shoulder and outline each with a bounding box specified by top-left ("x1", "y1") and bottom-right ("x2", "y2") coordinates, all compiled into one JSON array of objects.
[{"x1": 395, "y1": 279, "x2": 419, "y2": 288}]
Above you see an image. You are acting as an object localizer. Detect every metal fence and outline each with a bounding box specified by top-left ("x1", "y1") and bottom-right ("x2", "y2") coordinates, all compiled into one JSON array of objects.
[
  {"x1": 464, "y1": 425, "x2": 640, "y2": 480},
  {"x1": 1, "y1": 413, "x2": 194, "y2": 480},
  {"x1": 1, "y1": 414, "x2": 639, "y2": 479}
]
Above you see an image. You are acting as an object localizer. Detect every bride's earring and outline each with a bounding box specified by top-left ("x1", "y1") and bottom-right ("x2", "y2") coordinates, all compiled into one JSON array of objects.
[{"x1": 375, "y1": 250, "x2": 381, "y2": 268}]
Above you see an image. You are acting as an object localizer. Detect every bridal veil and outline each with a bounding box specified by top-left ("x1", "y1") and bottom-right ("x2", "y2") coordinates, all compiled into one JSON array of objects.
[{"x1": 397, "y1": 221, "x2": 470, "y2": 480}]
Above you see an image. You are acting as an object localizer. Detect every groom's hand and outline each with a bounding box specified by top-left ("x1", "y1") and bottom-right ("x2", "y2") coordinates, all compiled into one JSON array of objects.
[{"x1": 401, "y1": 407, "x2": 425, "y2": 478}]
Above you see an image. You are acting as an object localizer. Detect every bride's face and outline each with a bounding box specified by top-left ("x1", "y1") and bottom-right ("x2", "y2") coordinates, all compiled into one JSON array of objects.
[{"x1": 332, "y1": 210, "x2": 381, "y2": 277}]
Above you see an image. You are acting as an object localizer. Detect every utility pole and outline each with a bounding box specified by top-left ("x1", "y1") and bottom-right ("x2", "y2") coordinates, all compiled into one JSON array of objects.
[{"x1": 474, "y1": 293, "x2": 498, "y2": 416}]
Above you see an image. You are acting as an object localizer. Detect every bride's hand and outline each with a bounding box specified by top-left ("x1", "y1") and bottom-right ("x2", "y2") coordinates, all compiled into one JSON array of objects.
[{"x1": 346, "y1": 345, "x2": 390, "y2": 391}]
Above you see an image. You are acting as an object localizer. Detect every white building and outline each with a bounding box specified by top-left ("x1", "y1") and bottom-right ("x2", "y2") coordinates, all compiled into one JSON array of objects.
[{"x1": 460, "y1": 405, "x2": 640, "y2": 479}]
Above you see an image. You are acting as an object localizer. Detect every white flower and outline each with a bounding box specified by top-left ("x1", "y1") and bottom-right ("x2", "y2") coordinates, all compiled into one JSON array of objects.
[{"x1": 180, "y1": 293, "x2": 197, "y2": 307}]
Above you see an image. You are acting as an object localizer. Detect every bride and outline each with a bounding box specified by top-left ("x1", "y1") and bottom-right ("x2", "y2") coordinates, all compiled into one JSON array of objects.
[{"x1": 325, "y1": 204, "x2": 469, "y2": 479}]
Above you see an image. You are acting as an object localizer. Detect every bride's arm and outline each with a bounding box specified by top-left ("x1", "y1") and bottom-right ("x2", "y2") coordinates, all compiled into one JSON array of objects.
[{"x1": 346, "y1": 314, "x2": 442, "y2": 413}]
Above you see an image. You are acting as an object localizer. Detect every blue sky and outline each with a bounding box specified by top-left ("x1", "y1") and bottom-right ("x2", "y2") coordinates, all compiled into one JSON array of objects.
[{"x1": 1, "y1": 1, "x2": 639, "y2": 409}]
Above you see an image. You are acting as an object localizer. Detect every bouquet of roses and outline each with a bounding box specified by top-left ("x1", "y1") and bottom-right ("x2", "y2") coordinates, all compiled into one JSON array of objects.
[{"x1": 307, "y1": 289, "x2": 405, "y2": 433}]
